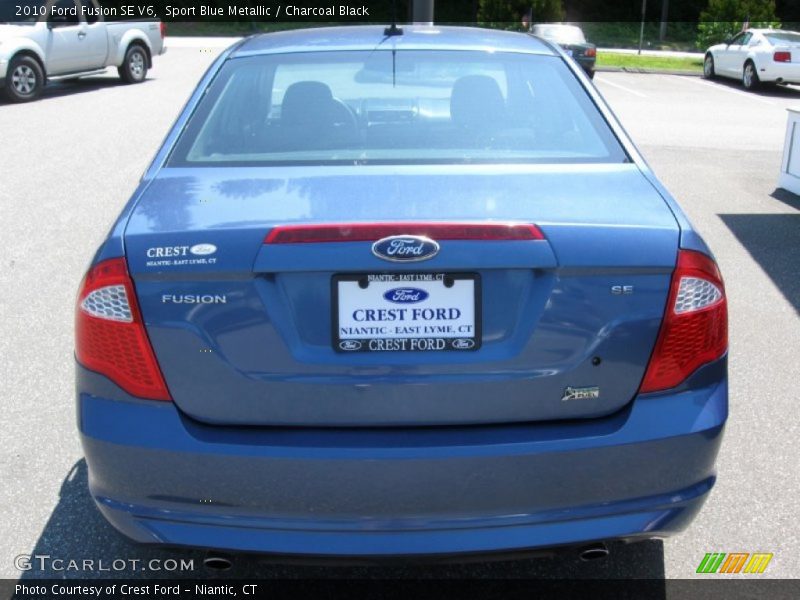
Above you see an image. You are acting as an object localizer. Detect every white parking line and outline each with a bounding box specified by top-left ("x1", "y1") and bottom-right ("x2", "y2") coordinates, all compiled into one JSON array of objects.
[
  {"x1": 594, "y1": 75, "x2": 648, "y2": 98},
  {"x1": 667, "y1": 75, "x2": 776, "y2": 106}
]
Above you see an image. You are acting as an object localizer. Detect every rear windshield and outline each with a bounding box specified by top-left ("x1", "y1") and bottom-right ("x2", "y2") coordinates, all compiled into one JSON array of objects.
[
  {"x1": 765, "y1": 32, "x2": 800, "y2": 45},
  {"x1": 169, "y1": 50, "x2": 626, "y2": 166}
]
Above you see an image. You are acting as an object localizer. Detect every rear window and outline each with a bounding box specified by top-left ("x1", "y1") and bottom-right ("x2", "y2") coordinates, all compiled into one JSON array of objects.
[
  {"x1": 765, "y1": 32, "x2": 800, "y2": 45},
  {"x1": 169, "y1": 50, "x2": 626, "y2": 166}
]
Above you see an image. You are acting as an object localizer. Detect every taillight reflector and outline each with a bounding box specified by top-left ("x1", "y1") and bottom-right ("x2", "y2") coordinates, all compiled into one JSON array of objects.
[
  {"x1": 774, "y1": 51, "x2": 791, "y2": 62},
  {"x1": 639, "y1": 250, "x2": 727, "y2": 393},
  {"x1": 160, "y1": 22, "x2": 167, "y2": 39},
  {"x1": 264, "y1": 223, "x2": 544, "y2": 244},
  {"x1": 75, "y1": 258, "x2": 171, "y2": 401}
]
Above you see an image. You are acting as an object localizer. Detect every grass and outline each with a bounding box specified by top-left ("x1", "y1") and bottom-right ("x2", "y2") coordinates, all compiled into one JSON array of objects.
[
  {"x1": 581, "y1": 22, "x2": 701, "y2": 52},
  {"x1": 597, "y1": 52, "x2": 704, "y2": 73}
]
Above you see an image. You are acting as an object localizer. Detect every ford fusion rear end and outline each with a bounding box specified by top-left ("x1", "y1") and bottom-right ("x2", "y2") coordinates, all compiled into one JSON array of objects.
[{"x1": 76, "y1": 27, "x2": 727, "y2": 558}]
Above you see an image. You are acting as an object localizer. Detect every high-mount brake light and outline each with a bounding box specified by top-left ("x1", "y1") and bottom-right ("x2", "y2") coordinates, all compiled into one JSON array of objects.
[
  {"x1": 75, "y1": 258, "x2": 171, "y2": 401},
  {"x1": 639, "y1": 250, "x2": 727, "y2": 393},
  {"x1": 264, "y1": 223, "x2": 545, "y2": 244}
]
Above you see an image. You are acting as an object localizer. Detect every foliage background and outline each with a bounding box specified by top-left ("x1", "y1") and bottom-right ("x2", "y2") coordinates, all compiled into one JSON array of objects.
[{"x1": 168, "y1": 0, "x2": 800, "y2": 51}]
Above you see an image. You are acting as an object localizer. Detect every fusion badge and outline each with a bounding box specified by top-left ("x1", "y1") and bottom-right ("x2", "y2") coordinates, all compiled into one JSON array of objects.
[{"x1": 561, "y1": 386, "x2": 600, "y2": 402}]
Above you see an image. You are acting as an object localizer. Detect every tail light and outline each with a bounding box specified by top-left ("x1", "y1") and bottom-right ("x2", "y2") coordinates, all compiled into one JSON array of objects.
[
  {"x1": 585, "y1": 47, "x2": 597, "y2": 57},
  {"x1": 75, "y1": 258, "x2": 171, "y2": 401},
  {"x1": 265, "y1": 223, "x2": 544, "y2": 243},
  {"x1": 640, "y1": 250, "x2": 727, "y2": 393},
  {"x1": 774, "y1": 51, "x2": 791, "y2": 62},
  {"x1": 160, "y1": 22, "x2": 167, "y2": 39}
]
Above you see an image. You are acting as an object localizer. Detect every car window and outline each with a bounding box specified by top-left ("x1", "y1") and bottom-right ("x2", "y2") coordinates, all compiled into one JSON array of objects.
[
  {"x1": 729, "y1": 33, "x2": 747, "y2": 45},
  {"x1": 0, "y1": 0, "x2": 47, "y2": 22},
  {"x1": 170, "y1": 50, "x2": 625, "y2": 167},
  {"x1": 740, "y1": 33, "x2": 752, "y2": 45},
  {"x1": 80, "y1": 0, "x2": 98, "y2": 23},
  {"x1": 765, "y1": 32, "x2": 800, "y2": 45},
  {"x1": 49, "y1": 0, "x2": 79, "y2": 25}
]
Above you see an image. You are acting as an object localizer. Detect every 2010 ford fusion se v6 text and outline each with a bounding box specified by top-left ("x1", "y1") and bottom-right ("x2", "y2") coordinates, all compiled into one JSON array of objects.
[{"x1": 75, "y1": 26, "x2": 728, "y2": 559}]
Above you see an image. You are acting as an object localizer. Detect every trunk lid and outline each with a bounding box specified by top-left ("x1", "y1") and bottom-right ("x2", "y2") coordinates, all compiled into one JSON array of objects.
[{"x1": 124, "y1": 164, "x2": 679, "y2": 426}]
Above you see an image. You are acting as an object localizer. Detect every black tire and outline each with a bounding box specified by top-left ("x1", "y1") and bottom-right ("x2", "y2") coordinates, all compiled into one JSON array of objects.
[
  {"x1": 3, "y1": 54, "x2": 44, "y2": 103},
  {"x1": 703, "y1": 54, "x2": 716, "y2": 79},
  {"x1": 742, "y1": 61, "x2": 760, "y2": 91},
  {"x1": 118, "y1": 44, "x2": 148, "y2": 84}
]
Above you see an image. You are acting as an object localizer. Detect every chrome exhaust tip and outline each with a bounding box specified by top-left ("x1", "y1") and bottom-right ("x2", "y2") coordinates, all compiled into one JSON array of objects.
[
  {"x1": 203, "y1": 552, "x2": 233, "y2": 571},
  {"x1": 578, "y1": 543, "x2": 609, "y2": 561}
]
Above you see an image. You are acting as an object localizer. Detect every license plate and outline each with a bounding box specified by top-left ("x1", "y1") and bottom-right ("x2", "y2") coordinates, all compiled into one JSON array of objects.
[{"x1": 333, "y1": 273, "x2": 481, "y2": 353}]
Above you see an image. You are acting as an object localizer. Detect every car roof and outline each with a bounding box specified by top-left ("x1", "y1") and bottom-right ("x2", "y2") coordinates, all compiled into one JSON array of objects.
[
  {"x1": 232, "y1": 25, "x2": 557, "y2": 58},
  {"x1": 532, "y1": 23, "x2": 583, "y2": 30},
  {"x1": 747, "y1": 28, "x2": 799, "y2": 34}
]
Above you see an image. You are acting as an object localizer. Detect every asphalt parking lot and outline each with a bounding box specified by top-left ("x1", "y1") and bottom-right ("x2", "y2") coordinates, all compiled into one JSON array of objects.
[{"x1": 0, "y1": 41, "x2": 798, "y2": 582}]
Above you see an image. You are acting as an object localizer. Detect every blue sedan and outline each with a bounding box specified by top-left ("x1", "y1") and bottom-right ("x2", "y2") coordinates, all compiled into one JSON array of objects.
[{"x1": 75, "y1": 26, "x2": 727, "y2": 559}]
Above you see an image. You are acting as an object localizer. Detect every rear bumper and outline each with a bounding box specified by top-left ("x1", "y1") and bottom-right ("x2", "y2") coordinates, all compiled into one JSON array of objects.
[
  {"x1": 759, "y1": 61, "x2": 800, "y2": 83},
  {"x1": 78, "y1": 364, "x2": 726, "y2": 557},
  {"x1": 574, "y1": 56, "x2": 596, "y2": 73}
]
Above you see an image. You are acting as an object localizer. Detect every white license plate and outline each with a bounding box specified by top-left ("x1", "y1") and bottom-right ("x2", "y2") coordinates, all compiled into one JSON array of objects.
[{"x1": 333, "y1": 273, "x2": 480, "y2": 352}]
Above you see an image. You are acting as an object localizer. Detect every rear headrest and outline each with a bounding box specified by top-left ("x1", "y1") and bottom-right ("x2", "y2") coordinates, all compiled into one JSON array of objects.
[
  {"x1": 450, "y1": 75, "x2": 506, "y2": 128},
  {"x1": 281, "y1": 81, "x2": 335, "y2": 125}
]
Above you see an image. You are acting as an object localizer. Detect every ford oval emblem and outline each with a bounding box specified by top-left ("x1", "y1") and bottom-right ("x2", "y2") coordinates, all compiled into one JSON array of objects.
[
  {"x1": 383, "y1": 287, "x2": 429, "y2": 304},
  {"x1": 190, "y1": 243, "x2": 217, "y2": 256},
  {"x1": 452, "y1": 338, "x2": 475, "y2": 350},
  {"x1": 372, "y1": 235, "x2": 440, "y2": 262},
  {"x1": 339, "y1": 340, "x2": 362, "y2": 351}
]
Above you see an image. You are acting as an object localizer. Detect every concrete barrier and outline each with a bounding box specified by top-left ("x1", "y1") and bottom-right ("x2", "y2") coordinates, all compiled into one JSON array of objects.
[{"x1": 779, "y1": 107, "x2": 800, "y2": 196}]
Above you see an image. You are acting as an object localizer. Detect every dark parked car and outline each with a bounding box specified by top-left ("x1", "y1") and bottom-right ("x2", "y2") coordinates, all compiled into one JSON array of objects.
[{"x1": 532, "y1": 24, "x2": 597, "y2": 78}]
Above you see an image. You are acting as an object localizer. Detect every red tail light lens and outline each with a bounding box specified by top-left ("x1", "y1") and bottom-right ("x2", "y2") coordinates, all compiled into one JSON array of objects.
[
  {"x1": 75, "y1": 258, "x2": 171, "y2": 401},
  {"x1": 774, "y1": 51, "x2": 791, "y2": 62},
  {"x1": 265, "y1": 223, "x2": 544, "y2": 244},
  {"x1": 160, "y1": 22, "x2": 167, "y2": 39},
  {"x1": 639, "y1": 250, "x2": 727, "y2": 393},
  {"x1": 585, "y1": 47, "x2": 597, "y2": 57}
]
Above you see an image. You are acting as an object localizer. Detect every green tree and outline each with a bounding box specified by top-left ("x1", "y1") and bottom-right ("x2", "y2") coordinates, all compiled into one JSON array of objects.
[
  {"x1": 697, "y1": 0, "x2": 780, "y2": 49},
  {"x1": 479, "y1": 0, "x2": 565, "y2": 30}
]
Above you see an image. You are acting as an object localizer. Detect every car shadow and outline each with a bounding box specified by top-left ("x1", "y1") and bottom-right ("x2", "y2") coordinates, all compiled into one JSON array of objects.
[
  {"x1": 16, "y1": 459, "x2": 667, "y2": 586},
  {"x1": 719, "y1": 207, "x2": 800, "y2": 313},
  {"x1": 0, "y1": 76, "x2": 147, "y2": 105},
  {"x1": 705, "y1": 75, "x2": 800, "y2": 98}
]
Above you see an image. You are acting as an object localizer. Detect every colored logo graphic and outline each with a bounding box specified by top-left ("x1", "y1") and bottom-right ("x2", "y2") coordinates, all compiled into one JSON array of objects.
[{"x1": 696, "y1": 552, "x2": 773, "y2": 574}]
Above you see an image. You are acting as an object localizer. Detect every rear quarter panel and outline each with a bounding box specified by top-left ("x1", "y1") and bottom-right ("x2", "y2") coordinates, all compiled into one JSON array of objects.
[{"x1": 105, "y1": 21, "x2": 161, "y2": 66}]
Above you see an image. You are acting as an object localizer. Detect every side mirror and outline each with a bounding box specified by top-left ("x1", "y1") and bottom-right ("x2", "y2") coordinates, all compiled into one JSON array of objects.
[{"x1": 724, "y1": 35, "x2": 733, "y2": 45}]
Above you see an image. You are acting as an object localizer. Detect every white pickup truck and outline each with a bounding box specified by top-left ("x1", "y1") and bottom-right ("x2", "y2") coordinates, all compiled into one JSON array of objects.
[{"x1": 0, "y1": 0, "x2": 166, "y2": 102}]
